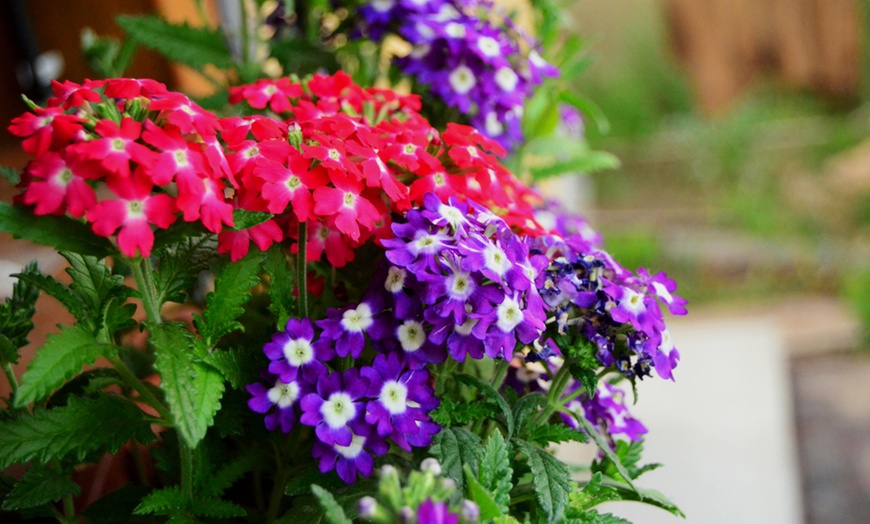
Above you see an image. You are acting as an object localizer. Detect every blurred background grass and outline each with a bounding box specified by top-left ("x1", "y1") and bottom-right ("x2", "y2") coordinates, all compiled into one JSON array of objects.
[{"x1": 566, "y1": 0, "x2": 870, "y2": 340}]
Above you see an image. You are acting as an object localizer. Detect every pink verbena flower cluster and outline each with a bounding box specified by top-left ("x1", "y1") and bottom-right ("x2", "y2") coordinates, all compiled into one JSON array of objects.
[
  {"x1": 9, "y1": 78, "x2": 234, "y2": 257},
  {"x1": 221, "y1": 71, "x2": 544, "y2": 265}
]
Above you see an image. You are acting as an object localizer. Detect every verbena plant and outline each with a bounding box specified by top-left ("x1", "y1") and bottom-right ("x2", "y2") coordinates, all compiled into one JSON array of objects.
[{"x1": 0, "y1": 1, "x2": 685, "y2": 523}]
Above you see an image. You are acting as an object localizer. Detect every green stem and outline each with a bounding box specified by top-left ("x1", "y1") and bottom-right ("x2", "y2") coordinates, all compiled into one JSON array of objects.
[
  {"x1": 491, "y1": 359, "x2": 510, "y2": 389},
  {"x1": 297, "y1": 222, "x2": 308, "y2": 318},
  {"x1": 62, "y1": 491, "x2": 76, "y2": 523},
  {"x1": 131, "y1": 257, "x2": 162, "y2": 326},
  {"x1": 106, "y1": 355, "x2": 172, "y2": 421},
  {"x1": 238, "y1": 0, "x2": 251, "y2": 67},
  {"x1": 3, "y1": 362, "x2": 19, "y2": 395},
  {"x1": 179, "y1": 435, "x2": 194, "y2": 499}
]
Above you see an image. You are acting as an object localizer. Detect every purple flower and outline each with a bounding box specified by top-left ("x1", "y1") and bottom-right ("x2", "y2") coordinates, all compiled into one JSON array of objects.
[
  {"x1": 311, "y1": 422, "x2": 389, "y2": 483},
  {"x1": 562, "y1": 381, "x2": 647, "y2": 442},
  {"x1": 361, "y1": 353, "x2": 440, "y2": 450},
  {"x1": 246, "y1": 373, "x2": 308, "y2": 433},
  {"x1": 300, "y1": 369, "x2": 370, "y2": 446},
  {"x1": 317, "y1": 299, "x2": 388, "y2": 358},
  {"x1": 418, "y1": 499, "x2": 459, "y2": 524},
  {"x1": 263, "y1": 318, "x2": 331, "y2": 382}
]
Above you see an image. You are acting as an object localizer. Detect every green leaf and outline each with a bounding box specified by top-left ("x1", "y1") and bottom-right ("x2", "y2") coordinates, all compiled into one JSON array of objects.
[
  {"x1": 200, "y1": 451, "x2": 257, "y2": 497},
  {"x1": 429, "y1": 398, "x2": 501, "y2": 427},
  {"x1": 1, "y1": 165, "x2": 21, "y2": 185},
  {"x1": 202, "y1": 346, "x2": 264, "y2": 390},
  {"x1": 63, "y1": 252, "x2": 130, "y2": 316},
  {"x1": 264, "y1": 245, "x2": 297, "y2": 327},
  {"x1": 515, "y1": 440, "x2": 572, "y2": 524},
  {"x1": 134, "y1": 486, "x2": 187, "y2": 515},
  {"x1": 1, "y1": 464, "x2": 80, "y2": 511},
  {"x1": 491, "y1": 516, "x2": 522, "y2": 524},
  {"x1": 81, "y1": 485, "x2": 151, "y2": 524},
  {"x1": 311, "y1": 484, "x2": 351, "y2": 524},
  {"x1": 525, "y1": 423, "x2": 589, "y2": 447},
  {"x1": 0, "y1": 202, "x2": 114, "y2": 257},
  {"x1": 478, "y1": 430, "x2": 513, "y2": 513},
  {"x1": 593, "y1": 440, "x2": 661, "y2": 483},
  {"x1": 231, "y1": 209, "x2": 274, "y2": 231},
  {"x1": 569, "y1": 411, "x2": 639, "y2": 495},
  {"x1": 464, "y1": 465, "x2": 502, "y2": 521},
  {"x1": 513, "y1": 392, "x2": 547, "y2": 437},
  {"x1": 151, "y1": 323, "x2": 224, "y2": 448},
  {"x1": 190, "y1": 496, "x2": 246, "y2": 518},
  {"x1": 456, "y1": 373, "x2": 514, "y2": 438},
  {"x1": 154, "y1": 235, "x2": 213, "y2": 304},
  {"x1": 14, "y1": 271, "x2": 86, "y2": 322},
  {"x1": 14, "y1": 324, "x2": 117, "y2": 407},
  {"x1": 596, "y1": 477, "x2": 684, "y2": 517},
  {"x1": 0, "y1": 394, "x2": 154, "y2": 469},
  {"x1": 0, "y1": 261, "x2": 40, "y2": 364},
  {"x1": 430, "y1": 427, "x2": 482, "y2": 493},
  {"x1": 193, "y1": 250, "x2": 265, "y2": 348},
  {"x1": 530, "y1": 150, "x2": 620, "y2": 180},
  {"x1": 567, "y1": 472, "x2": 622, "y2": 514},
  {"x1": 116, "y1": 15, "x2": 234, "y2": 70}
]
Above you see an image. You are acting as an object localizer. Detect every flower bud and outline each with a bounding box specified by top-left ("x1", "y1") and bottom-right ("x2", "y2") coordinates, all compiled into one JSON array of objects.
[
  {"x1": 420, "y1": 458, "x2": 441, "y2": 476},
  {"x1": 358, "y1": 496, "x2": 378, "y2": 519},
  {"x1": 398, "y1": 506, "x2": 415, "y2": 523},
  {"x1": 460, "y1": 499, "x2": 480, "y2": 522}
]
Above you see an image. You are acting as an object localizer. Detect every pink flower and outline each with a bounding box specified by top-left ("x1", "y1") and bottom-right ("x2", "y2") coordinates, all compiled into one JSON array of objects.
[
  {"x1": 313, "y1": 174, "x2": 380, "y2": 242},
  {"x1": 21, "y1": 152, "x2": 96, "y2": 217},
  {"x1": 87, "y1": 170, "x2": 178, "y2": 257},
  {"x1": 69, "y1": 118, "x2": 155, "y2": 179},
  {"x1": 218, "y1": 219, "x2": 284, "y2": 261},
  {"x1": 141, "y1": 121, "x2": 207, "y2": 185}
]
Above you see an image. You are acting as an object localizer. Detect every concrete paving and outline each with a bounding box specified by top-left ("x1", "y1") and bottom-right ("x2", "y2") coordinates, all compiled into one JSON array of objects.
[{"x1": 560, "y1": 315, "x2": 805, "y2": 523}]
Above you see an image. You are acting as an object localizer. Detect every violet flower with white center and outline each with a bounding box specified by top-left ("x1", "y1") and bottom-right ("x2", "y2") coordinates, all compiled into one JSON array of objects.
[
  {"x1": 263, "y1": 318, "x2": 332, "y2": 382},
  {"x1": 418, "y1": 499, "x2": 459, "y2": 524},
  {"x1": 383, "y1": 209, "x2": 451, "y2": 273},
  {"x1": 361, "y1": 353, "x2": 439, "y2": 450},
  {"x1": 311, "y1": 422, "x2": 389, "y2": 483},
  {"x1": 603, "y1": 279, "x2": 661, "y2": 336},
  {"x1": 247, "y1": 373, "x2": 308, "y2": 433},
  {"x1": 472, "y1": 290, "x2": 545, "y2": 360},
  {"x1": 561, "y1": 380, "x2": 647, "y2": 442},
  {"x1": 317, "y1": 299, "x2": 388, "y2": 358},
  {"x1": 637, "y1": 268, "x2": 689, "y2": 316},
  {"x1": 421, "y1": 193, "x2": 470, "y2": 235},
  {"x1": 300, "y1": 368, "x2": 370, "y2": 447},
  {"x1": 650, "y1": 328, "x2": 680, "y2": 381},
  {"x1": 394, "y1": 315, "x2": 447, "y2": 365}
]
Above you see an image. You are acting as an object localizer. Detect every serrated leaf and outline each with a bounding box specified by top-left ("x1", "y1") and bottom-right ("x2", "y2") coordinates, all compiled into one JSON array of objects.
[
  {"x1": 190, "y1": 496, "x2": 246, "y2": 518},
  {"x1": 154, "y1": 235, "x2": 213, "y2": 305},
  {"x1": 429, "y1": 398, "x2": 501, "y2": 427},
  {"x1": 530, "y1": 151, "x2": 620, "y2": 180},
  {"x1": 1, "y1": 165, "x2": 21, "y2": 185},
  {"x1": 63, "y1": 252, "x2": 131, "y2": 317},
  {"x1": 456, "y1": 373, "x2": 514, "y2": 438},
  {"x1": 491, "y1": 516, "x2": 522, "y2": 524},
  {"x1": 134, "y1": 486, "x2": 188, "y2": 515},
  {"x1": 0, "y1": 394, "x2": 154, "y2": 469},
  {"x1": 13, "y1": 271, "x2": 86, "y2": 322},
  {"x1": 568, "y1": 472, "x2": 622, "y2": 512},
  {"x1": 572, "y1": 412, "x2": 639, "y2": 494},
  {"x1": 116, "y1": 15, "x2": 234, "y2": 70},
  {"x1": 513, "y1": 392, "x2": 547, "y2": 436},
  {"x1": 1, "y1": 464, "x2": 80, "y2": 511},
  {"x1": 14, "y1": 324, "x2": 117, "y2": 407},
  {"x1": 516, "y1": 440, "x2": 572, "y2": 524},
  {"x1": 264, "y1": 245, "x2": 296, "y2": 327},
  {"x1": 0, "y1": 202, "x2": 114, "y2": 257},
  {"x1": 202, "y1": 346, "x2": 265, "y2": 390},
  {"x1": 430, "y1": 427, "x2": 481, "y2": 493},
  {"x1": 464, "y1": 465, "x2": 501, "y2": 521},
  {"x1": 193, "y1": 250, "x2": 264, "y2": 348},
  {"x1": 151, "y1": 323, "x2": 224, "y2": 448},
  {"x1": 525, "y1": 423, "x2": 589, "y2": 447},
  {"x1": 479, "y1": 430, "x2": 513, "y2": 513},
  {"x1": 597, "y1": 477, "x2": 683, "y2": 517},
  {"x1": 82, "y1": 484, "x2": 151, "y2": 524},
  {"x1": 1, "y1": 262, "x2": 40, "y2": 364},
  {"x1": 200, "y1": 451, "x2": 257, "y2": 497},
  {"x1": 311, "y1": 484, "x2": 351, "y2": 524},
  {"x1": 231, "y1": 209, "x2": 273, "y2": 231}
]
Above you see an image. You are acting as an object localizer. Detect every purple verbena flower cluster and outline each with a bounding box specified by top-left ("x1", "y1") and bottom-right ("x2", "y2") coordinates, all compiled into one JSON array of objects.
[
  {"x1": 357, "y1": 0, "x2": 559, "y2": 149},
  {"x1": 561, "y1": 381, "x2": 648, "y2": 442},
  {"x1": 531, "y1": 201, "x2": 687, "y2": 382}
]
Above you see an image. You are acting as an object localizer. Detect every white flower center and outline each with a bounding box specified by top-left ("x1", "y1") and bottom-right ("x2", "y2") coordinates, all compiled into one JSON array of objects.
[
  {"x1": 385, "y1": 266, "x2": 407, "y2": 293},
  {"x1": 328, "y1": 149, "x2": 341, "y2": 161},
  {"x1": 341, "y1": 303, "x2": 374, "y2": 333},
  {"x1": 622, "y1": 290, "x2": 645, "y2": 315},
  {"x1": 447, "y1": 272, "x2": 474, "y2": 300},
  {"x1": 379, "y1": 380, "x2": 409, "y2": 415},
  {"x1": 449, "y1": 65, "x2": 476, "y2": 95},
  {"x1": 454, "y1": 317, "x2": 477, "y2": 336},
  {"x1": 371, "y1": 0, "x2": 394, "y2": 12},
  {"x1": 438, "y1": 203, "x2": 465, "y2": 228},
  {"x1": 478, "y1": 36, "x2": 501, "y2": 57},
  {"x1": 283, "y1": 338, "x2": 314, "y2": 367},
  {"x1": 411, "y1": 232, "x2": 441, "y2": 255},
  {"x1": 416, "y1": 22, "x2": 435, "y2": 40},
  {"x1": 322, "y1": 392, "x2": 357, "y2": 428},
  {"x1": 55, "y1": 167, "x2": 74, "y2": 186},
  {"x1": 485, "y1": 112, "x2": 504, "y2": 136},
  {"x1": 495, "y1": 67, "x2": 519, "y2": 92},
  {"x1": 445, "y1": 22, "x2": 465, "y2": 38},
  {"x1": 496, "y1": 296, "x2": 523, "y2": 332},
  {"x1": 659, "y1": 329, "x2": 674, "y2": 356},
  {"x1": 285, "y1": 175, "x2": 301, "y2": 190},
  {"x1": 267, "y1": 380, "x2": 299, "y2": 409},
  {"x1": 483, "y1": 243, "x2": 511, "y2": 277},
  {"x1": 127, "y1": 200, "x2": 145, "y2": 219},
  {"x1": 334, "y1": 433, "x2": 366, "y2": 459},
  {"x1": 173, "y1": 150, "x2": 189, "y2": 167},
  {"x1": 397, "y1": 320, "x2": 426, "y2": 352}
]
